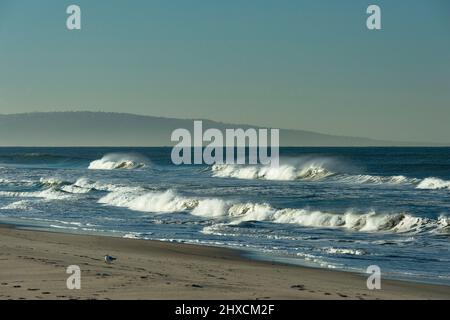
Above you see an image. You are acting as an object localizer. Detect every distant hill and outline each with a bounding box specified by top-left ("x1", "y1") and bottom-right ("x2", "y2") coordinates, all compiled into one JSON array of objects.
[{"x1": 0, "y1": 112, "x2": 432, "y2": 147}]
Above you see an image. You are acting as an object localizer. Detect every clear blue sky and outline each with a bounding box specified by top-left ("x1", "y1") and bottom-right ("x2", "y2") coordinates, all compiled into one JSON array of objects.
[{"x1": 0, "y1": 0, "x2": 449, "y2": 142}]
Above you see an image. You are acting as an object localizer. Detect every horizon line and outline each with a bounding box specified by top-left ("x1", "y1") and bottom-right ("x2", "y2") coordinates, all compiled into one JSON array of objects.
[{"x1": 0, "y1": 110, "x2": 432, "y2": 145}]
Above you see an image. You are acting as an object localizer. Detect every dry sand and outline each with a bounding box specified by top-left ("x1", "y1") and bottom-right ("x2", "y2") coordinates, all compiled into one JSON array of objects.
[{"x1": 0, "y1": 224, "x2": 449, "y2": 300}]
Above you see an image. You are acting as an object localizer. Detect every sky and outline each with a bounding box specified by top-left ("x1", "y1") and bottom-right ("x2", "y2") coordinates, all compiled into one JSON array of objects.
[{"x1": 0, "y1": 0, "x2": 449, "y2": 143}]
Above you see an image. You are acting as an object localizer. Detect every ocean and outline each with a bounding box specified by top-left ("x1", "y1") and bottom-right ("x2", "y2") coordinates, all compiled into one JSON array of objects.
[{"x1": 0, "y1": 147, "x2": 449, "y2": 285}]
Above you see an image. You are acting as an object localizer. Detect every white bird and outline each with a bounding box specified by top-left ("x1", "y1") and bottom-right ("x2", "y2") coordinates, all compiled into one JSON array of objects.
[{"x1": 104, "y1": 254, "x2": 117, "y2": 264}]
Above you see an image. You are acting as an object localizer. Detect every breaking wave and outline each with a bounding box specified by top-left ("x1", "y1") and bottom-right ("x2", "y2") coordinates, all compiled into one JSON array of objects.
[
  {"x1": 211, "y1": 163, "x2": 448, "y2": 190},
  {"x1": 70, "y1": 177, "x2": 126, "y2": 192},
  {"x1": 0, "y1": 179, "x2": 13, "y2": 184},
  {"x1": 0, "y1": 188, "x2": 74, "y2": 201},
  {"x1": 0, "y1": 176, "x2": 112, "y2": 201},
  {"x1": 0, "y1": 178, "x2": 34, "y2": 186},
  {"x1": 416, "y1": 177, "x2": 450, "y2": 190},
  {"x1": 39, "y1": 177, "x2": 71, "y2": 187},
  {"x1": 212, "y1": 163, "x2": 334, "y2": 181},
  {"x1": 1, "y1": 200, "x2": 39, "y2": 211},
  {"x1": 38, "y1": 177, "x2": 95, "y2": 194},
  {"x1": 88, "y1": 153, "x2": 146, "y2": 170},
  {"x1": 0, "y1": 174, "x2": 142, "y2": 205},
  {"x1": 99, "y1": 189, "x2": 198, "y2": 213},
  {"x1": 337, "y1": 174, "x2": 420, "y2": 185},
  {"x1": 98, "y1": 188, "x2": 449, "y2": 234}
]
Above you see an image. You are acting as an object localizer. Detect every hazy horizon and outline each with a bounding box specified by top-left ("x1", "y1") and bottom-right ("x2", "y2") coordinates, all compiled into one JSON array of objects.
[
  {"x1": 0, "y1": 111, "x2": 447, "y2": 146},
  {"x1": 0, "y1": 110, "x2": 444, "y2": 145},
  {"x1": 1, "y1": 0, "x2": 449, "y2": 143}
]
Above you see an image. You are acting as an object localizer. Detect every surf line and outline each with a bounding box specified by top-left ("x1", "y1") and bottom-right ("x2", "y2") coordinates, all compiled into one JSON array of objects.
[{"x1": 171, "y1": 120, "x2": 279, "y2": 167}]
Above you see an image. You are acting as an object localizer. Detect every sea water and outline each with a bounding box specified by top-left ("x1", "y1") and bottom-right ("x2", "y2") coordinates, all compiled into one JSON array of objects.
[{"x1": 0, "y1": 147, "x2": 448, "y2": 285}]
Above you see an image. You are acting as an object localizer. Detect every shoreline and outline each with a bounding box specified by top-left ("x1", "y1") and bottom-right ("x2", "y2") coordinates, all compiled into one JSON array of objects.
[
  {"x1": 0, "y1": 223, "x2": 449, "y2": 300},
  {"x1": 6, "y1": 220, "x2": 446, "y2": 287}
]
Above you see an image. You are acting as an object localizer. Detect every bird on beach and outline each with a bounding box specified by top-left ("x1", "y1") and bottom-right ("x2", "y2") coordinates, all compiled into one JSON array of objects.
[{"x1": 104, "y1": 254, "x2": 117, "y2": 264}]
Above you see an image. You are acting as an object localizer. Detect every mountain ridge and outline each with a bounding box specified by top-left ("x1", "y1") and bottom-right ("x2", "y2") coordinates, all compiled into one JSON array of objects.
[{"x1": 0, "y1": 111, "x2": 441, "y2": 147}]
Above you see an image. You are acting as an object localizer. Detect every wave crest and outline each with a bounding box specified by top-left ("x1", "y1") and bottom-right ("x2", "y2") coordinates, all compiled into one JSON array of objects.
[
  {"x1": 98, "y1": 188, "x2": 448, "y2": 234},
  {"x1": 212, "y1": 163, "x2": 334, "y2": 181},
  {"x1": 88, "y1": 153, "x2": 146, "y2": 170},
  {"x1": 416, "y1": 177, "x2": 450, "y2": 190},
  {"x1": 338, "y1": 174, "x2": 419, "y2": 185},
  {"x1": 0, "y1": 188, "x2": 74, "y2": 201},
  {"x1": 99, "y1": 189, "x2": 196, "y2": 213},
  {"x1": 211, "y1": 163, "x2": 445, "y2": 190}
]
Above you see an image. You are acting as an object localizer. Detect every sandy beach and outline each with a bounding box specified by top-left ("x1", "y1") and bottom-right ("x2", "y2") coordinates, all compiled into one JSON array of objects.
[{"x1": 0, "y1": 224, "x2": 448, "y2": 300}]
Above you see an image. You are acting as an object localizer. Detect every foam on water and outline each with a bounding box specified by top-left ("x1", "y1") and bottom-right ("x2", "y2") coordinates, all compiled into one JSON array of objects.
[
  {"x1": 324, "y1": 247, "x2": 367, "y2": 256},
  {"x1": 1, "y1": 147, "x2": 450, "y2": 285},
  {"x1": 211, "y1": 163, "x2": 424, "y2": 186},
  {"x1": 89, "y1": 153, "x2": 146, "y2": 170},
  {"x1": 99, "y1": 189, "x2": 196, "y2": 213},
  {"x1": 39, "y1": 177, "x2": 70, "y2": 187},
  {"x1": 0, "y1": 188, "x2": 74, "y2": 201},
  {"x1": 98, "y1": 188, "x2": 448, "y2": 234},
  {"x1": 1, "y1": 200, "x2": 38, "y2": 211},
  {"x1": 416, "y1": 177, "x2": 450, "y2": 190},
  {"x1": 212, "y1": 163, "x2": 334, "y2": 181},
  {"x1": 337, "y1": 174, "x2": 420, "y2": 185}
]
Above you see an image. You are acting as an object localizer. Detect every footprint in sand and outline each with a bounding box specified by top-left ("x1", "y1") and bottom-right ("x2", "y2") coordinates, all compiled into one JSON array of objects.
[
  {"x1": 290, "y1": 284, "x2": 305, "y2": 291},
  {"x1": 96, "y1": 272, "x2": 111, "y2": 277}
]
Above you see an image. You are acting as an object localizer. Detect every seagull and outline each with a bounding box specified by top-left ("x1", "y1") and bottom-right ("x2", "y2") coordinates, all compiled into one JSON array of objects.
[{"x1": 104, "y1": 254, "x2": 117, "y2": 264}]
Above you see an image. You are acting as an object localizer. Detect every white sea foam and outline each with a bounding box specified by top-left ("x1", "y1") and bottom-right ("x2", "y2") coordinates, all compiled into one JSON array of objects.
[
  {"x1": 338, "y1": 174, "x2": 419, "y2": 185},
  {"x1": 324, "y1": 247, "x2": 367, "y2": 256},
  {"x1": 88, "y1": 153, "x2": 146, "y2": 170},
  {"x1": 416, "y1": 177, "x2": 450, "y2": 190},
  {"x1": 1, "y1": 200, "x2": 37, "y2": 211},
  {"x1": 212, "y1": 162, "x2": 334, "y2": 181},
  {"x1": 98, "y1": 188, "x2": 448, "y2": 234},
  {"x1": 31, "y1": 177, "x2": 105, "y2": 193},
  {"x1": 71, "y1": 177, "x2": 123, "y2": 192},
  {"x1": 29, "y1": 188, "x2": 74, "y2": 200},
  {"x1": 0, "y1": 188, "x2": 73, "y2": 201},
  {"x1": 191, "y1": 198, "x2": 233, "y2": 218},
  {"x1": 212, "y1": 163, "x2": 450, "y2": 192},
  {"x1": 123, "y1": 232, "x2": 145, "y2": 239},
  {"x1": 60, "y1": 184, "x2": 92, "y2": 194},
  {"x1": 265, "y1": 209, "x2": 444, "y2": 233},
  {"x1": 99, "y1": 189, "x2": 196, "y2": 213},
  {"x1": 0, "y1": 178, "x2": 35, "y2": 186},
  {"x1": 435, "y1": 215, "x2": 450, "y2": 234},
  {"x1": 39, "y1": 177, "x2": 69, "y2": 187},
  {"x1": 211, "y1": 163, "x2": 422, "y2": 186}
]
